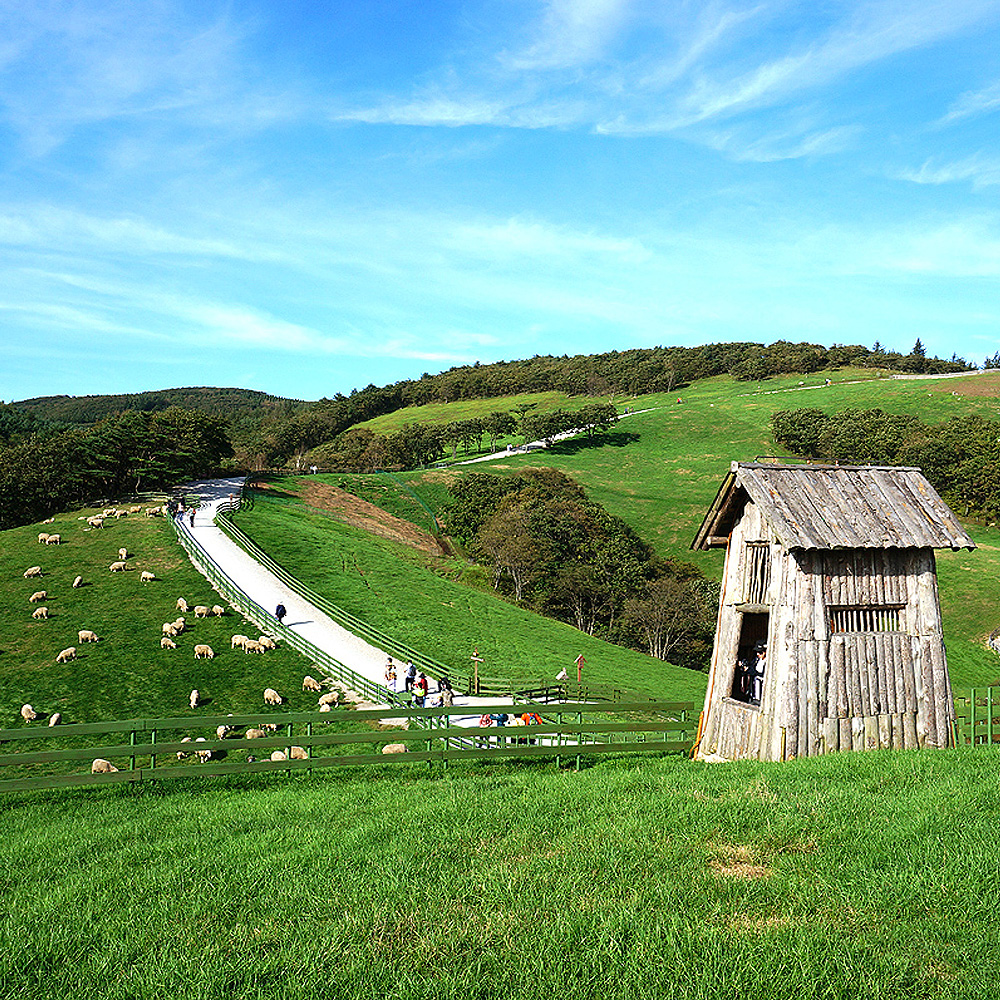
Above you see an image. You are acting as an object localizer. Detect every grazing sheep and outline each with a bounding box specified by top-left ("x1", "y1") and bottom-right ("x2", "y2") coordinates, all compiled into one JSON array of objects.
[
  {"x1": 24, "y1": 566, "x2": 42, "y2": 579},
  {"x1": 245, "y1": 728, "x2": 266, "y2": 739},
  {"x1": 243, "y1": 639, "x2": 265, "y2": 654},
  {"x1": 140, "y1": 571, "x2": 155, "y2": 583},
  {"x1": 78, "y1": 629, "x2": 99, "y2": 643},
  {"x1": 230, "y1": 634, "x2": 249, "y2": 650},
  {"x1": 263, "y1": 688, "x2": 282, "y2": 706},
  {"x1": 29, "y1": 591, "x2": 46, "y2": 603},
  {"x1": 216, "y1": 724, "x2": 233, "y2": 740},
  {"x1": 20, "y1": 704, "x2": 37, "y2": 722},
  {"x1": 189, "y1": 689, "x2": 199, "y2": 709},
  {"x1": 144, "y1": 507, "x2": 159, "y2": 517},
  {"x1": 319, "y1": 702, "x2": 332, "y2": 713},
  {"x1": 103, "y1": 508, "x2": 117, "y2": 517},
  {"x1": 72, "y1": 575, "x2": 83, "y2": 588},
  {"x1": 118, "y1": 548, "x2": 128, "y2": 560},
  {"x1": 257, "y1": 635, "x2": 277, "y2": 650},
  {"x1": 290, "y1": 746, "x2": 308, "y2": 760},
  {"x1": 259, "y1": 723, "x2": 278, "y2": 733},
  {"x1": 211, "y1": 605, "x2": 225, "y2": 616},
  {"x1": 38, "y1": 532, "x2": 50, "y2": 543},
  {"x1": 194, "y1": 605, "x2": 209, "y2": 618},
  {"x1": 269, "y1": 750, "x2": 287, "y2": 761},
  {"x1": 194, "y1": 644, "x2": 215, "y2": 659},
  {"x1": 176, "y1": 736, "x2": 193, "y2": 759},
  {"x1": 172, "y1": 617, "x2": 186, "y2": 632},
  {"x1": 382, "y1": 743, "x2": 408, "y2": 754},
  {"x1": 162, "y1": 623, "x2": 179, "y2": 637},
  {"x1": 114, "y1": 509, "x2": 128, "y2": 518},
  {"x1": 176, "y1": 598, "x2": 189, "y2": 612},
  {"x1": 86, "y1": 517, "x2": 104, "y2": 529},
  {"x1": 31, "y1": 606, "x2": 49, "y2": 620},
  {"x1": 42, "y1": 517, "x2": 54, "y2": 524},
  {"x1": 318, "y1": 691, "x2": 339, "y2": 707},
  {"x1": 55, "y1": 646, "x2": 76, "y2": 663},
  {"x1": 195, "y1": 737, "x2": 212, "y2": 762},
  {"x1": 302, "y1": 675, "x2": 322, "y2": 692},
  {"x1": 44, "y1": 533, "x2": 61, "y2": 544},
  {"x1": 109, "y1": 561, "x2": 126, "y2": 573},
  {"x1": 48, "y1": 712, "x2": 61, "y2": 727},
  {"x1": 160, "y1": 636, "x2": 177, "y2": 649},
  {"x1": 128, "y1": 505, "x2": 141, "y2": 514},
  {"x1": 91, "y1": 758, "x2": 118, "y2": 773}
]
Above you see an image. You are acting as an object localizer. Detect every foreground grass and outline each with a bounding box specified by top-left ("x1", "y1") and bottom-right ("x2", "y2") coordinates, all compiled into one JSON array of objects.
[
  {"x1": 232, "y1": 494, "x2": 708, "y2": 703},
  {"x1": 2, "y1": 747, "x2": 998, "y2": 999}
]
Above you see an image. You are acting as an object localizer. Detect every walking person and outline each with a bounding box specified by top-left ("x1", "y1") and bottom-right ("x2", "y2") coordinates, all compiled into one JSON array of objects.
[
  {"x1": 404, "y1": 660, "x2": 417, "y2": 693},
  {"x1": 275, "y1": 602, "x2": 287, "y2": 625}
]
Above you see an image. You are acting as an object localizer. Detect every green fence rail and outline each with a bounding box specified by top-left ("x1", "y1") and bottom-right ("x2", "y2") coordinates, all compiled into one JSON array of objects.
[
  {"x1": 954, "y1": 687, "x2": 1000, "y2": 746},
  {"x1": 0, "y1": 701, "x2": 696, "y2": 794},
  {"x1": 169, "y1": 505, "x2": 394, "y2": 707}
]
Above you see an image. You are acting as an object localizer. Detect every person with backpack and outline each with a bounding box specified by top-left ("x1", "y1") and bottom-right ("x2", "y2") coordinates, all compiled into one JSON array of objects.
[
  {"x1": 275, "y1": 602, "x2": 286, "y2": 625},
  {"x1": 404, "y1": 661, "x2": 417, "y2": 693}
]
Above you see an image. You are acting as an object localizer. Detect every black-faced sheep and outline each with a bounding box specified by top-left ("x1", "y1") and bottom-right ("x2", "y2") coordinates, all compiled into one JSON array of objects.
[{"x1": 140, "y1": 571, "x2": 155, "y2": 583}]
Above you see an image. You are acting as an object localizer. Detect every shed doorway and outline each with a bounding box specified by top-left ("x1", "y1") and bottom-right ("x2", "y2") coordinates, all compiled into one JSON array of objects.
[{"x1": 730, "y1": 612, "x2": 769, "y2": 705}]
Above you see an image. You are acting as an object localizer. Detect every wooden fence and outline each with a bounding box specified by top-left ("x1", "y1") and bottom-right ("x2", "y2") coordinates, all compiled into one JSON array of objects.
[
  {"x1": 953, "y1": 688, "x2": 1000, "y2": 746},
  {"x1": 0, "y1": 701, "x2": 697, "y2": 794}
]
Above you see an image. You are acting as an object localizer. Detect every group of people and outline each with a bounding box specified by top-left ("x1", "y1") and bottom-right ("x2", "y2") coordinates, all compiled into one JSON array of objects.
[
  {"x1": 734, "y1": 640, "x2": 767, "y2": 705},
  {"x1": 384, "y1": 657, "x2": 454, "y2": 707}
]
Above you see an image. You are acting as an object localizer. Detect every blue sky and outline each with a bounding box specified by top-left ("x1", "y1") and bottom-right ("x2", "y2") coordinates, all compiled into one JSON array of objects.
[{"x1": 2, "y1": 0, "x2": 999, "y2": 403}]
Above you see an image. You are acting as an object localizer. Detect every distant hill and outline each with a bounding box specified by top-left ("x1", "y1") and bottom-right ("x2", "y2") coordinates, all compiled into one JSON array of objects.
[{"x1": 11, "y1": 386, "x2": 308, "y2": 425}]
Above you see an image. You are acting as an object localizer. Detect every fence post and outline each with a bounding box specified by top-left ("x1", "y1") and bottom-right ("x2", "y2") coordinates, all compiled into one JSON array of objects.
[
  {"x1": 130, "y1": 727, "x2": 137, "y2": 771},
  {"x1": 150, "y1": 728, "x2": 157, "y2": 772}
]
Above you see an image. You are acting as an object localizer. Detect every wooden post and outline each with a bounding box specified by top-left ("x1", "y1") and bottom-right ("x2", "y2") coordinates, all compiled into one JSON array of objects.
[{"x1": 470, "y1": 648, "x2": 484, "y2": 696}]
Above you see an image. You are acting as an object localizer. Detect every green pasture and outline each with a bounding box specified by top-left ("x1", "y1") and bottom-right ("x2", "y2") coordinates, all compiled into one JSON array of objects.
[
  {"x1": 0, "y1": 509, "x2": 319, "y2": 727},
  {"x1": 230, "y1": 494, "x2": 708, "y2": 704},
  {"x1": 2, "y1": 746, "x2": 999, "y2": 999}
]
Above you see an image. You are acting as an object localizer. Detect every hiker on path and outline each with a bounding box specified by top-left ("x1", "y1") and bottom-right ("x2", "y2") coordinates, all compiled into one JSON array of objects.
[
  {"x1": 404, "y1": 660, "x2": 417, "y2": 693},
  {"x1": 275, "y1": 602, "x2": 287, "y2": 625}
]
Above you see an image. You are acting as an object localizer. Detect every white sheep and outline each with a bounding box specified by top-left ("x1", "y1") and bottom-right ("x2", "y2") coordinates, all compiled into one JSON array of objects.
[
  {"x1": 216, "y1": 724, "x2": 233, "y2": 740},
  {"x1": 243, "y1": 639, "x2": 264, "y2": 654},
  {"x1": 302, "y1": 675, "x2": 321, "y2": 692},
  {"x1": 56, "y1": 646, "x2": 76, "y2": 663},
  {"x1": 160, "y1": 636, "x2": 177, "y2": 649},
  {"x1": 42, "y1": 517, "x2": 54, "y2": 524},
  {"x1": 118, "y1": 547, "x2": 128, "y2": 560},
  {"x1": 194, "y1": 644, "x2": 215, "y2": 659},
  {"x1": 31, "y1": 606, "x2": 49, "y2": 620},
  {"x1": 172, "y1": 617, "x2": 186, "y2": 632},
  {"x1": 45, "y1": 533, "x2": 61, "y2": 544},
  {"x1": 195, "y1": 737, "x2": 212, "y2": 762},
  {"x1": 78, "y1": 629, "x2": 99, "y2": 643},
  {"x1": 72, "y1": 575, "x2": 83, "y2": 588},
  {"x1": 20, "y1": 704, "x2": 37, "y2": 722},
  {"x1": 193, "y1": 605, "x2": 209, "y2": 618},
  {"x1": 263, "y1": 688, "x2": 282, "y2": 706},
  {"x1": 86, "y1": 517, "x2": 104, "y2": 529},
  {"x1": 257, "y1": 635, "x2": 277, "y2": 650},
  {"x1": 91, "y1": 758, "x2": 118, "y2": 773},
  {"x1": 24, "y1": 566, "x2": 42, "y2": 579},
  {"x1": 211, "y1": 605, "x2": 225, "y2": 616},
  {"x1": 318, "y1": 691, "x2": 339, "y2": 707},
  {"x1": 48, "y1": 712, "x2": 61, "y2": 727},
  {"x1": 269, "y1": 750, "x2": 287, "y2": 761},
  {"x1": 29, "y1": 590, "x2": 46, "y2": 603},
  {"x1": 162, "y1": 623, "x2": 179, "y2": 637},
  {"x1": 176, "y1": 736, "x2": 193, "y2": 759},
  {"x1": 382, "y1": 743, "x2": 408, "y2": 754},
  {"x1": 319, "y1": 702, "x2": 332, "y2": 713},
  {"x1": 290, "y1": 746, "x2": 308, "y2": 760},
  {"x1": 37, "y1": 532, "x2": 50, "y2": 543},
  {"x1": 128, "y1": 505, "x2": 141, "y2": 514},
  {"x1": 109, "y1": 561, "x2": 126, "y2": 573},
  {"x1": 231, "y1": 634, "x2": 249, "y2": 650},
  {"x1": 259, "y1": 723, "x2": 278, "y2": 732},
  {"x1": 189, "y1": 689, "x2": 199, "y2": 709},
  {"x1": 245, "y1": 728, "x2": 266, "y2": 739},
  {"x1": 176, "y1": 598, "x2": 189, "y2": 612},
  {"x1": 140, "y1": 570, "x2": 155, "y2": 583}
]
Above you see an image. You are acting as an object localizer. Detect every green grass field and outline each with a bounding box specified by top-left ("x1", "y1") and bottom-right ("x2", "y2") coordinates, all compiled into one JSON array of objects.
[{"x1": 2, "y1": 746, "x2": 999, "y2": 999}]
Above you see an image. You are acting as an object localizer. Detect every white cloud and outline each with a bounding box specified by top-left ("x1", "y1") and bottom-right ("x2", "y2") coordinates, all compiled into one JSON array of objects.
[
  {"x1": 938, "y1": 79, "x2": 1000, "y2": 124},
  {"x1": 894, "y1": 155, "x2": 1000, "y2": 189}
]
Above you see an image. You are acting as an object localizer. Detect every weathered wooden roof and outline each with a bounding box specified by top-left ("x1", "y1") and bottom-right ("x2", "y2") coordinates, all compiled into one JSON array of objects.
[{"x1": 692, "y1": 461, "x2": 976, "y2": 551}]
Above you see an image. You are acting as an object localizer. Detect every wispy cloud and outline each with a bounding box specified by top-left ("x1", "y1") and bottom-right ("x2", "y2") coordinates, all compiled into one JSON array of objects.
[
  {"x1": 894, "y1": 155, "x2": 1000, "y2": 189},
  {"x1": 937, "y1": 79, "x2": 1000, "y2": 124}
]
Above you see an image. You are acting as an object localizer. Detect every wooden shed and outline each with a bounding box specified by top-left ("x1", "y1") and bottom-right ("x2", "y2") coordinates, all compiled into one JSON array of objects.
[{"x1": 691, "y1": 461, "x2": 974, "y2": 761}]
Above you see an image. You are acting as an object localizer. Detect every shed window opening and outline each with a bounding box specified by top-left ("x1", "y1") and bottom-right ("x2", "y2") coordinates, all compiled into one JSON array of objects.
[
  {"x1": 829, "y1": 605, "x2": 903, "y2": 633},
  {"x1": 730, "y1": 612, "x2": 769, "y2": 706},
  {"x1": 743, "y1": 542, "x2": 771, "y2": 605}
]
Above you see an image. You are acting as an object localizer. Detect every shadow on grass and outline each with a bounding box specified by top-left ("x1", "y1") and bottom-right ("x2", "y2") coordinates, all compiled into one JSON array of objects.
[{"x1": 548, "y1": 430, "x2": 640, "y2": 456}]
